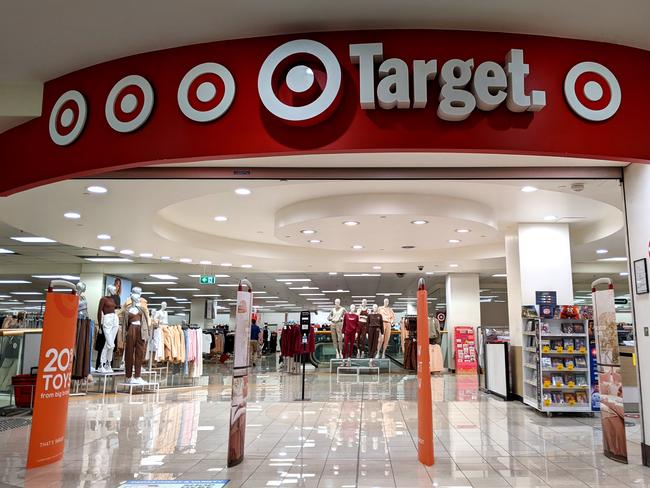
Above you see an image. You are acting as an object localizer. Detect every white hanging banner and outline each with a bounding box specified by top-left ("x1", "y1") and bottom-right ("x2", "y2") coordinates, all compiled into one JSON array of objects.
[
  {"x1": 227, "y1": 279, "x2": 253, "y2": 467},
  {"x1": 592, "y1": 278, "x2": 628, "y2": 464}
]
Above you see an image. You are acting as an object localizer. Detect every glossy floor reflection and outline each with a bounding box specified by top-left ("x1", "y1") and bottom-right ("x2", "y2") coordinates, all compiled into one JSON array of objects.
[{"x1": 0, "y1": 356, "x2": 646, "y2": 488}]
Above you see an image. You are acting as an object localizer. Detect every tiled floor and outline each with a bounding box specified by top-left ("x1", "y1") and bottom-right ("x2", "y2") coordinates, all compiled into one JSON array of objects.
[{"x1": 0, "y1": 357, "x2": 646, "y2": 488}]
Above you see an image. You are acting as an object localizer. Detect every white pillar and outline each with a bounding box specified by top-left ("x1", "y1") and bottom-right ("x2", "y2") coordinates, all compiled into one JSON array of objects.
[
  {"x1": 623, "y1": 163, "x2": 650, "y2": 464},
  {"x1": 446, "y1": 273, "x2": 481, "y2": 370},
  {"x1": 518, "y1": 223, "x2": 574, "y2": 305},
  {"x1": 79, "y1": 271, "x2": 104, "y2": 323},
  {"x1": 505, "y1": 233, "x2": 524, "y2": 397},
  {"x1": 190, "y1": 299, "x2": 207, "y2": 328}
]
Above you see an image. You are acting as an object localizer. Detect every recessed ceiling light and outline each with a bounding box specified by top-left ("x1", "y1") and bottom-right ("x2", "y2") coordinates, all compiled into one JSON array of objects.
[
  {"x1": 97, "y1": 234, "x2": 111, "y2": 240},
  {"x1": 372, "y1": 266, "x2": 382, "y2": 270},
  {"x1": 200, "y1": 260, "x2": 212, "y2": 265},
  {"x1": 276, "y1": 278, "x2": 311, "y2": 282},
  {"x1": 120, "y1": 249, "x2": 134, "y2": 255},
  {"x1": 308, "y1": 239, "x2": 322, "y2": 244},
  {"x1": 448, "y1": 239, "x2": 461, "y2": 244},
  {"x1": 596, "y1": 249, "x2": 608, "y2": 254},
  {"x1": 10, "y1": 237, "x2": 56, "y2": 243},
  {"x1": 323, "y1": 289, "x2": 350, "y2": 293},
  {"x1": 64, "y1": 212, "x2": 81, "y2": 219},
  {"x1": 343, "y1": 221, "x2": 360, "y2": 226},
  {"x1": 492, "y1": 274, "x2": 507, "y2": 277},
  {"x1": 84, "y1": 257, "x2": 133, "y2": 263},
  {"x1": 99, "y1": 245, "x2": 115, "y2": 251},
  {"x1": 425, "y1": 271, "x2": 434, "y2": 275},
  {"x1": 284, "y1": 282, "x2": 293, "y2": 285},
  {"x1": 328, "y1": 272, "x2": 338, "y2": 275},
  {"x1": 139, "y1": 282, "x2": 178, "y2": 285},
  {"x1": 352, "y1": 244, "x2": 364, "y2": 249},
  {"x1": 139, "y1": 252, "x2": 153, "y2": 258},
  {"x1": 521, "y1": 186, "x2": 538, "y2": 193},
  {"x1": 620, "y1": 272, "x2": 629, "y2": 276},
  {"x1": 0, "y1": 280, "x2": 30, "y2": 284},
  {"x1": 241, "y1": 264, "x2": 253, "y2": 268},
  {"x1": 150, "y1": 274, "x2": 178, "y2": 280},
  {"x1": 10, "y1": 292, "x2": 42, "y2": 296},
  {"x1": 234, "y1": 188, "x2": 251, "y2": 195},
  {"x1": 598, "y1": 257, "x2": 627, "y2": 262},
  {"x1": 86, "y1": 185, "x2": 108, "y2": 194},
  {"x1": 300, "y1": 229, "x2": 316, "y2": 235},
  {"x1": 456, "y1": 229, "x2": 471, "y2": 233},
  {"x1": 449, "y1": 264, "x2": 459, "y2": 268},
  {"x1": 168, "y1": 288, "x2": 200, "y2": 291},
  {"x1": 0, "y1": 248, "x2": 15, "y2": 254},
  {"x1": 220, "y1": 262, "x2": 232, "y2": 267},
  {"x1": 32, "y1": 275, "x2": 80, "y2": 280},
  {"x1": 543, "y1": 215, "x2": 557, "y2": 221},
  {"x1": 214, "y1": 216, "x2": 228, "y2": 222},
  {"x1": 344, "y1": 273, "x2": 381, "y2": 277},
  {"x1": 160, "y1": 256, "x2": 171, "y2": 260},
  {"x1": 180, "y1": 258, "x2": 192, "y2": 263},
  {"x1": 411, "y1": 220, "x2": 428, "y2": 225}
]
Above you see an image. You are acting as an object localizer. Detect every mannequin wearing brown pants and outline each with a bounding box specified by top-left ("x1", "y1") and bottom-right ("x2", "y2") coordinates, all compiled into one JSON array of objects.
[{"x1": 125, "y1": 321, "x2": 146, "y2": 379}]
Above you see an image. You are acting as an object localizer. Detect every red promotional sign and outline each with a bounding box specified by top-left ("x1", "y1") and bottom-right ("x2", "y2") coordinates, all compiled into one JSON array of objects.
[
  {"x1": 26, "y1": 290, "x2": 78, "y2": 469},
  {"x1": 454, "y1": 326, "x2": 477, "y2": 375},
  {"x1": 1, "y1": 29, "x2": 650, "y2": 196}
]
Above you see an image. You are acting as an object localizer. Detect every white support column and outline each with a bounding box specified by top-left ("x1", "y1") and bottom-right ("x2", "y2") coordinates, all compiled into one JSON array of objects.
[
  {"x1": 190, "y1": 298, "x2": 207, "y2": 328},
  {"x1": 446, "y1": 273, "x2": 481, "y2": 370},
  {"x1": 79, "y1": 271, "x2": 104, "y2": 323},
  {"x1": 505, "y1": 232, "x2": 524, "y2": 396},
  {"x1": 518, "y1": 223, "x2": 574, "y2": 305},
  {"x1": 623, "y1": 163, "x2": 650, "y2": 464}
]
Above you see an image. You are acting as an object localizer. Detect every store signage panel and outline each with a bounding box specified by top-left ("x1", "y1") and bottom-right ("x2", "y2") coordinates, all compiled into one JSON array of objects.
[
  {"x1": 199, "y1": 275, "x2": 216, "y2": 285},
  {"x1": 2, "y1": 29, "x2": 650, "y2": 195}
]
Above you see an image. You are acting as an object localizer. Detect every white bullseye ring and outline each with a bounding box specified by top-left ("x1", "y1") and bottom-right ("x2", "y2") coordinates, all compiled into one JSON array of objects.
[
  {"x1": 177, "y1": 62, "x2": 236, "y2": 123},
  {"x1": 286, "y1": 65, "x2": 315, "y2": 93},
  {"x1": 564, "y1": 61, "x2": 621, "y2": 122},
  {"x1": 105, "y1": 74, "x2": 154, "y2": 133},
  {"x1": 48, "y1": 90, "x2": 87, "y2": 146},
  {"x1": 258, "y1": 39, "x2": 341, "y2": 122}
]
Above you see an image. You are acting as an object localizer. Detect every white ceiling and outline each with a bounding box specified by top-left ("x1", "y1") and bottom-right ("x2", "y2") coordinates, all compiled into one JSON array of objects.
[{"x1": 1, "y1": 1, "x2": 649, "y2": 84}]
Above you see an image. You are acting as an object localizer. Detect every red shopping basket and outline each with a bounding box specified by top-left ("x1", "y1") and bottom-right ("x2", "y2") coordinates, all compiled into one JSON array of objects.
[{"x1": 12, "y1": 368, "x2": 37, "y2": 408}]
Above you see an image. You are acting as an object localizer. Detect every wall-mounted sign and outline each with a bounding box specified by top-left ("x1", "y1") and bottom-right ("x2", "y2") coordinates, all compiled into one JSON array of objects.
[{"x1": 199, "y1": 275, "x2": 216, "y2": 285}]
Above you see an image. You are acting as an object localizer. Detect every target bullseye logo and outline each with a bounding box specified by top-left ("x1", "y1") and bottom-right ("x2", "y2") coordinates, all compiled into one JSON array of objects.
[
  {"x1": 48, "y1": 90, "x2": 87, "y2": 146},
  {"x1": 178, "y1": 62, "x2": 236, "y2": 122},
  {"x1": 258, "y1": 39, "x2": 342, "y2": 124},
  {"x1": 105, "y1": 75, "x2": 154, "y2": 132},
  {"x1": 564, "y1": 62, "x2": 621, "y2": 122}
]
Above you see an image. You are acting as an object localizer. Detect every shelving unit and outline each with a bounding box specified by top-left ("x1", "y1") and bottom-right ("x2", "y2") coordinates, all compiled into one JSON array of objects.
[{"x1": 522, "y1": 309, "x2": 592, "y2": 415}]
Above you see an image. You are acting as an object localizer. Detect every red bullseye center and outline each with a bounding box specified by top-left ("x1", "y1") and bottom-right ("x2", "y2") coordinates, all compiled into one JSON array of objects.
[
  {"x1": 188, "y1": 73, "x2": 225, "y2": 110},
  {"x1": 114, "y1": 85, "x2": 145, "y2": 123},
  {"x1": 55, "y1": 100, "x2": 79, "y2": 136},
  {"x1": 575, "y1": 72, "x2": 611, "y2": 111}
]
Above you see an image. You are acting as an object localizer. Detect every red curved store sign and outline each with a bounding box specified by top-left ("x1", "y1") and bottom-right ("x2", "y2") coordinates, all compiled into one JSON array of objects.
[{"x1": 1, "y1": 29, "x2": 649, "y2": 196}]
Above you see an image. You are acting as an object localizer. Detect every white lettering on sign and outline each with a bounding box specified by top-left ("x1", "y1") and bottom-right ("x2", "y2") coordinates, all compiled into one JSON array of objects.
[
  {"x1": 41, "y1": 347, "x2": 72, "y2": 393},
  {"x1": 350, "y1": 44, "x2": 547, "y2": 121}
]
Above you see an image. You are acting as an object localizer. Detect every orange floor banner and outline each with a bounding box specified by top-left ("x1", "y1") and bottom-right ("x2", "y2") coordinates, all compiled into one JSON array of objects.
[
  {"x1": 416, "y1": 278, "x2": 434, "y2": 466},
  {"x1": 26, "y1": 288, "x2": 79, "y2": 469}
]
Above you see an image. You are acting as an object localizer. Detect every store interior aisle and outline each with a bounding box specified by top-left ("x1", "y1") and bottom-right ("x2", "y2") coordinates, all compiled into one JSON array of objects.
[{"x1": 0, "y1": 360, "x2": 645, "y2": 488}]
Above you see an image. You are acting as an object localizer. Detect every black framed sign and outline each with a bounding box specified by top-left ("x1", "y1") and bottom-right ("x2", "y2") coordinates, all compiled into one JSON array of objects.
[{"x1": 634, "y1": 258, "x2": 648, "y2": 295}]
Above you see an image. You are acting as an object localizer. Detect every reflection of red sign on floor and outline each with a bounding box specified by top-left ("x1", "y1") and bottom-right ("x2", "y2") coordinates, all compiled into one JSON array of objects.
[{"x1": 454, "y1": 326, "x2": 477, "y2": 375}]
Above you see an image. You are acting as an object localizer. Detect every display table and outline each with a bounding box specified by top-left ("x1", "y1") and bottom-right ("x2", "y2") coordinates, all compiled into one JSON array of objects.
[
  {"x1": 330, "y1": 358, "x2": 390, "y2": 374},
  {"x1": 115, "y1": 380, "x2": 160, "y2": 395},
  {"x1": 93, "y1": 371, "x2": 125, "y2": 395}
]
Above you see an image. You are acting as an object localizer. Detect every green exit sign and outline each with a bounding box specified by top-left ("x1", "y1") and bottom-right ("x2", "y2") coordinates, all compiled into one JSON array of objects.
[{"x1": 199, "y1": 275, "x2": 216, "y2": 285}]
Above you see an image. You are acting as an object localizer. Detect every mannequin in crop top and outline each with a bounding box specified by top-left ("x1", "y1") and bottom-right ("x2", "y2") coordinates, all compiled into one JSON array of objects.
[
  {"x1": 124, "y1": 289, "x2": 148, "y2": 384},
  {"x1": 378, "y1": 298, "x2": 395, "y2": 359},
  {"x1": 97, "y1": 285, "x2": 119, "y2": 373}
]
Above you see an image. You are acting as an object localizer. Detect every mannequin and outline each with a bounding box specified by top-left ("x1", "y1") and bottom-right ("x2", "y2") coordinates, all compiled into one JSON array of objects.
[
  {"x1": 152, "y1": 302, "x2": 168, "y2": 327},
  {"x1": 377, "y1": 298, "x2": 396, "y2": 359},
  {"x1": 97, "y1": 285, "x2": 118, "y2": 373},
  {"x1": 151, "y1": 302, "x2": 168, "y2": 362},
  {"x1": 122, "y1": 287, "x2": 150, "y2": 384},
  {"x1": 356, "y1": 299, "x2": 369, "y2": 358},
  {"x1": 327, "y1": 299, "x2": 346, "y2": 359},
  {"x1": 342, "y1": 304, "x2": 359, "y2": 364},
  {"x1": 366, "y1": 304, "x2": 383, "y2": 363},
  {"x1": 76, "y1": 281, "x2": 88, "y2": 319}
]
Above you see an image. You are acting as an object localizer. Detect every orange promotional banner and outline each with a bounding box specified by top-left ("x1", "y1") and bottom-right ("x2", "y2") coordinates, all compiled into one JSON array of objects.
[
  {"x1": 416, "y1": 278, "x2": 434, "y2": 466},
  {"x1": 27, "y1": 289, "x2": 79, "y2": 469}
]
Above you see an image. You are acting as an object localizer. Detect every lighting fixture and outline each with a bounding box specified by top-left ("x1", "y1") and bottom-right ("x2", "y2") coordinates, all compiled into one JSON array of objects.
[
  {"x1": 139, "y1": 281, "x2": 177, "y2": 285},
  {"x1": 598, "y1": 257, "x2": 628, "y2": 262},
  {"x1": 120, "y1": 249, "x2": 134, "y2": 255},
  {"x1": 343, "y1": 221, "x2": 360, "y2": 226},
  {"x1": 0, "y1": 248, "x2": 15, "y2": 254},
  {"x1": 193, "y1": 294, "x2": 220, "y2": 297},
  {"x1": 284, "y1": 282, "x2": 293, "y2": 285},
  {"x1": 425, "y1": 271, "x2": 434, "y2": 275},
  {"x1": 411, "y1": 220, "x2": 428, "y2": 225},
  {"x1": 86, "y1": 185, "x2": 107, "y2": 194},
  {"x1": 84, "y1": 257, "x2": 133, "y2": 263},
  {"x1": 543, "y1": 215, "x2": 557, "y2": 221},
  {"x1": 10, "y1": 292, "x2": 42, "y2": 296},
  {"x1": 234, "y1": 188, "x2": 251, "y2": 196},
  {"x1": 521, "y1": 186, "x2": 538, "y2": 193},
  {"x1": 64, "y1": 212, "x2": 81, "y2": 219},
  {"x1": 241, "y1": 264, "x2": 253, "y2": 268},
  {"x1": 214, "y1": 216, "x2": 228, "y2": 222},
  {"x1": 140, "y1": 292, "x2": 154, "y2": 295},
  {"x1": 343, "y1": 273, "x2": 380, "y2": 277},
  {"x1": 596, "y1": 249, "x2": 609, "y2": 254},
  {"x1": 299, "y1": 293, "x2": 325, "y2": 296},
  {"x1": 449, "y1": 264, "x2": 459, "y2": 268},
  {"x1": 220, "y1": 262, "x2": 233, "y2": 267},
  {"x1": 328, "y1": 272, "x2": 338, "y2": 275},
  {"x1": 99, "y1": 245, "x2": 115, "y2": 251},
  {"x1": 323, "y1": 289, "x2": 350, "y2": 293},
  {"x1": 168, "y1": 288, "x2": 200, "y2": 291},
  {"x1": 24, "y1": 300, "x2": 46, "y2": 303},
  {"x1": 300, "y1": 229, "x2": 316, "y2": 235},
  {"x1": 212, "y1": 274, "x2": 230, "y2": 278},
  {"x1": 276, "y1": 278, "x2": 311, "y2": 282},
  {"x1": 252, "y1": 291, "x2": 267, "y2": 294},
  {"x1": 376, "y1": 292, "x2": 401, "y2": 296},
  {"x1": 492, "y1": 274, "x2": 507, "y2": 277},
  {"x1": 288, "y1": 287, "x2": 318, "y2": 290},
  {"x1": 10, "y1": 236, "x2": 56, "y2": 243},
  {"x1": 179, "y1": 258, "x2": 192, "y2": 263},
  {"x1": 160, "y1": 256, "x2": 171, "y2": 260},
  {"x1": 372, "y1": 266, "x2": 382, "y2": 270},
  {"x1": 351, "y1": 245, "x2": 364, "y2": 249},
  {"x1": 32, "y1": 275, "x2": 80, "y2": 281},
  {"x1": 620, "y1": 272, "x2": 629, "y2": 276},
  {"x1": 200, "y1": 260, "x2": 212, "y2": 265},
  {"x1": 308, "y1": 239, "x2": 322, "y2": 244},
  {"x1": 96, "y1": 234, "x2": 111, "y2": 240},
  {"x1": 218, "y1": 284, "x2": 239, "y2": 287},
  {"x1": 139, "y1": 252, "x2": 153, "y2": 258},
  {"x1": 456, "y1": 229, "x2": 471, "y2": 233},
  {"x1": 448, "y1": 239, "x2": 461, "y2": 244},
  {"x1": 351, "y1": 295, "x2": 375, "y2": 298},
  {"x1": 150, "y1": 274, "x2": 178, "y2": 280}
]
